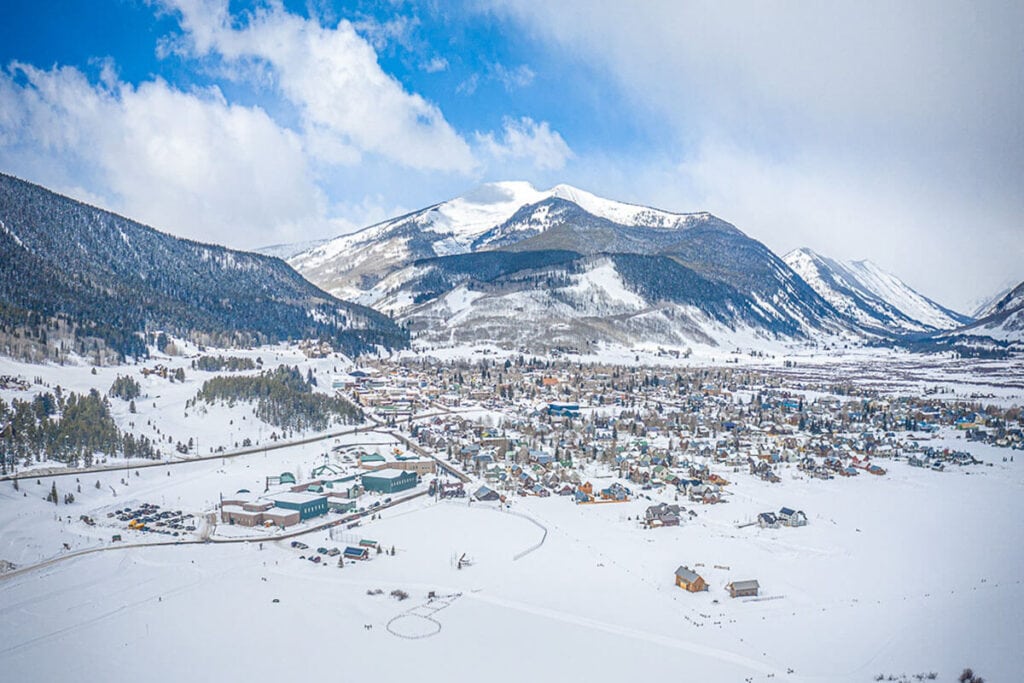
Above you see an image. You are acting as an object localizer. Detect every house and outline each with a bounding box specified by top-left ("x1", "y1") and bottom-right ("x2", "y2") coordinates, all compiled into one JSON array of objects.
[
  {"x1": 599, "y1": 482, "x2": 630, "y2": 501},
  {"x1": 778, "y1": 507, "x2": 808, "y2": 527},
  {"x1": 343, "y1": 546, "x2": 369, "y2": 560},
  {"x1": 757, "y1": 512, "x2": 779, "y2": 528},
  {"x1": 473, "y1": 485, "x2": 501, "y2": 502},
  {"x1": 726, "y1": 580, "x2": 760, "y2": 598},
  {"x1": 674, "y1": 565, "x2": 707, "y2": 592},
  {"x1": 645, "y1": 503, "x2": 681, "y2": 527},
  {"x1": 548, "y1": 401, "x2": 580, "y2": 417},
  {"x1": 530, "y1": 484, "x2": 551, "y2": 497}
]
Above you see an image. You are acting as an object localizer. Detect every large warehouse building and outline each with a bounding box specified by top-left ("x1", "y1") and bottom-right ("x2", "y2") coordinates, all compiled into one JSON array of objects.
[{"x1": 361, "y1": 468, "x2": 418, "y2": 494}]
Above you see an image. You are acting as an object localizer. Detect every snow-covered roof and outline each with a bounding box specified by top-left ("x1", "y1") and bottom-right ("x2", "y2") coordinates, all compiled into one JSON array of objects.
[
  {"x1": 272, "y1": 492, "x2": 325, "y2": 505},
  {"x1": 362, "y1": 468, "x2": 413, "y2": 480}
]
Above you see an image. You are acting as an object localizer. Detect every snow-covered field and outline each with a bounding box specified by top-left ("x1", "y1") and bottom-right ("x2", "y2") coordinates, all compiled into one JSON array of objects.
[{"x1": 2, "y1": 435, "x2": 1021, "y2": 681}]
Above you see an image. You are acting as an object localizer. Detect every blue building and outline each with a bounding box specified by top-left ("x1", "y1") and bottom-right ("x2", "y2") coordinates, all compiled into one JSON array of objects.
[
  {"x1": 271, "y1": 492, "x2": 328, "y2": 520},
  {"x1": 361, "y1": 468, "x2": 417, "y2": 494},
  {"x1": 547, "y1": 401, "x2": 580, "y2": 417}
]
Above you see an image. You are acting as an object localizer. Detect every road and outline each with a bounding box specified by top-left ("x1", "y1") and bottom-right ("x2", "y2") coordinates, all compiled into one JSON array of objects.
[
  {"x1": 0, "y1": 486, "x2": 431, "y2": 581},
  {"x1": 0, "y1": 402, "x2": 473, "y2": 580},
  {"x1": 0, "y1": 421, "x2": 384, "y2": 482}
]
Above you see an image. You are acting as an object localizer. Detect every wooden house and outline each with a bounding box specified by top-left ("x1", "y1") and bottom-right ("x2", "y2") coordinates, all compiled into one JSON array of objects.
[{"x1": 674, "y1": 565, "x2": 707, "y2": 592}]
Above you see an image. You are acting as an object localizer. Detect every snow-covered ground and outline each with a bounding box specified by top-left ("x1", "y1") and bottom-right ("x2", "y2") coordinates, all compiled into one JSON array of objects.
[{"x1": 1, "y1": 430, "x2": 1021, "y2": 681}]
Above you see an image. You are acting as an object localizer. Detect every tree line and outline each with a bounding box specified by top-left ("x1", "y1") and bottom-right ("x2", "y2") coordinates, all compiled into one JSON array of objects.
[
  {"x1": 1, "y1": 387, "x2": 158, "y2": 473},
  {"x1": 192, "y1": 365, "x2": 362, "y2": 432}
]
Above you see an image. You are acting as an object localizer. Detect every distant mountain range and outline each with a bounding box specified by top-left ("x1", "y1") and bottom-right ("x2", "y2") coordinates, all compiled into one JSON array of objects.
[
  {"x1": 288, "y1": 182, "x2": 852, "y2": 350},
  {"x1": 783, "y1": 247, "x2": 971, "y2": 334},
  {"x1": 3, "y1": 173, "x2": 1010, "y2": 362},
  {"x1": 0, "y1": 174, "x2": 407, "y2": 361}
]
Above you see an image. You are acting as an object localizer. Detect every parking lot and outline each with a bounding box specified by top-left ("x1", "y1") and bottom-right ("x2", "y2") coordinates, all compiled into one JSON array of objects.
[{"x1": 108, "y1": 503, "x2": 196, "y2": 538}]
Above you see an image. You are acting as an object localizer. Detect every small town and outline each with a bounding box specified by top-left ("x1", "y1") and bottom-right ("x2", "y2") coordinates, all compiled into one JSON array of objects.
[{"x1": 181, "y1": 355, "x2": 1020, "y2": 601}]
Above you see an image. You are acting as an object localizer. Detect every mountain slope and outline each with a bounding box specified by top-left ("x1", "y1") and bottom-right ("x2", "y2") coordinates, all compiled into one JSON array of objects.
[
  {"x1": 256, "y1": 238, "x2": 329, "y2": 260},
  {"x1": 955, "y1": 281, "x2": 1024, "y2": 343},
  {"x1": 0, "y1": 173, "x2": 407, "y2": 361},
  {"x1": 784, "y1": 248, "x2": 970, "y2": 333},
  {"x1": 289, "y1": 182, "x2": 853, "y2": 350}
]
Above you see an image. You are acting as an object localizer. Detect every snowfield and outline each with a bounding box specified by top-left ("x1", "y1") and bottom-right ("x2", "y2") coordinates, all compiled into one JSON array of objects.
[{"x1": 1, "y1": 438, "x2": 1022, "y2": 681}]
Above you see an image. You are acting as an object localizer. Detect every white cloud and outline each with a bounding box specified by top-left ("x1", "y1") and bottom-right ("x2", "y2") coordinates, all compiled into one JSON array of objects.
[
  {"x1": 491, "y1": 63, "x2": 534, "y2": 91},
  {"x1": 420, "y1": 56, "x2": 449, "y2": 73},
  {"x1": 351, "y1": 14, "x2": 418, "y2": 52},
  {"x1": 0, "y1": 1, "x2": 575, "y2": 256},
  {"x1": 163, "y1": 0, "x2": 476, "y2": 173},
  {"x1": 483, "y1": 0, "x2": 1024, "y2": 311},
  {"x1": 0, "y1": 61, "x2": 323, "y2": 249},
  {"x1": 475, "y1": 116, "x2": 572, "y2": 171}
]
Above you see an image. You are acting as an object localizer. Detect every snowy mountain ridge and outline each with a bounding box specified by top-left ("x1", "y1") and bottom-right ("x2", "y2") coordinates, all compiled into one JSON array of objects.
[
  {"x1": 288, "y1": 181, "x2": 725, "y2": 302},
  {"x1": 287, "y1": 182, "x2": 854, "y2": 351},
  {"x1": 783, "y1": 247, "x2": 970, "y2": 334}
]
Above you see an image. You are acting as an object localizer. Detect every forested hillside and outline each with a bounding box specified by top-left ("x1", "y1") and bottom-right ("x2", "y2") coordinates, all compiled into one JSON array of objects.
[{"x1": 0, "y1": 174, "x2": 408, "y2": 363}]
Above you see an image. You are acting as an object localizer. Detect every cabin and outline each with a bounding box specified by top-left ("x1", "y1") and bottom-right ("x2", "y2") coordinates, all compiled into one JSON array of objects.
[
  {"x1": 726, "y1": 580, "x2": 760, "y2": 598},
  {"x1": 757, "y1": 512, "x2": 779, "y2": 529},
  {"x1": 674, "y1": 565, "x2": 707, "y2": 592}
]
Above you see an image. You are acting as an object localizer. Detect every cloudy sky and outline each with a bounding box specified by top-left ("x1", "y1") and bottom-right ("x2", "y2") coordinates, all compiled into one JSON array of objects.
[{"x1": 1, "y1": 0, "x2": 1021, "y2": 312}]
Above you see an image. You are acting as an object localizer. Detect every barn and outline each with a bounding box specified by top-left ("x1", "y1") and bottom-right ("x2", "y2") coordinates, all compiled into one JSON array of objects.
[{"x1": 726, "y1": 580, "x2": 760, "y2": 598}]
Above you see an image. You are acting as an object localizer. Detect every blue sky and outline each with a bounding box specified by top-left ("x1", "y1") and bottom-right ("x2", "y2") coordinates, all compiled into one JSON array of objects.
[{"x1": 1, "y1": 0, "x2": 1021, "y2": 312}]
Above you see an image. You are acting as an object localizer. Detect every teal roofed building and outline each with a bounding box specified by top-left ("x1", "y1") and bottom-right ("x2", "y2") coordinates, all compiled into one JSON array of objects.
[
  {"x1": 361, "y1": 469, "x2": 417, "y2": 494},
  {"x1": 271, "y1": 492, "x2": 327, "y2": 520}
]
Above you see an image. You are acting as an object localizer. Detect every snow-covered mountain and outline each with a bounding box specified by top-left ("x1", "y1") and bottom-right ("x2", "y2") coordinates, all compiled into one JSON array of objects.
[
  {"x1": 0, "y1": 173, "x2": 407, "y2": 360},
  {"x1": 784, "y1": 248, "x2": 971, "y2": 334},
  {"x1": 966, "y1": 282, "x2": 1015, "y2": 319},
  {"x1": 289, "y1": 181, "x2": 725, "y2": 302},
  {"x1": 973, "y1": 281, "x2": 1023, "y2": 320},
  {"x1": 257, "y1": 238, "x2": 329, "y2": 260},
  {"x1": 954, "y1": 281, "x2": 1024, "y2": 344},
  {"x1": 289, "y1": 182, "x2": 851, "y2": 350}
]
